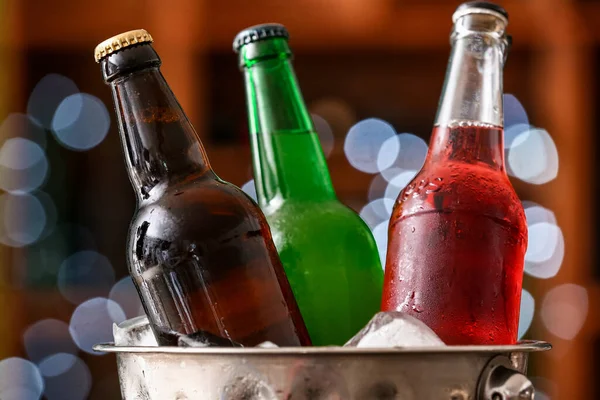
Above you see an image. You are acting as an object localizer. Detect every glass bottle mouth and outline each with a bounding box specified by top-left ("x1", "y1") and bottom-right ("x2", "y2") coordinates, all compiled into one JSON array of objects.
[
  {"x1": 236, "y1": 38, "x2": 292, "y2": 69},
  {"x1": 233, "y1": 23, "x2": 289, "y2": 53},
  {"x1": 450, "y1": 6, "x2": 511, "y2": 64},
  {"x1": 100, "y1": 43, "x2": 161, "y2": 83},
  {"x1": 452, "y1": 2, "x2": 508, "y2": 25}
]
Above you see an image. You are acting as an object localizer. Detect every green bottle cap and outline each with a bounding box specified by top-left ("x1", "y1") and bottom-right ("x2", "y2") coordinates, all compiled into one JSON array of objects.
[{"x1": 233, "y1": 23, "x2": 289, "y2": 53}]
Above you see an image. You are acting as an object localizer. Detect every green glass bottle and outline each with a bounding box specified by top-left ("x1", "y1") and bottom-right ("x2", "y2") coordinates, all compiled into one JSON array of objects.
[{"x1": 234, "y1": 24, "x2": 383, "y2": 346}]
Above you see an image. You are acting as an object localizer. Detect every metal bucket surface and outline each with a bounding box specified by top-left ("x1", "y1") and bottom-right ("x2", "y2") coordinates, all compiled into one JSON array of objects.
[{"x1": 95, "y1": 340, "x2": 550, "y2": 400}]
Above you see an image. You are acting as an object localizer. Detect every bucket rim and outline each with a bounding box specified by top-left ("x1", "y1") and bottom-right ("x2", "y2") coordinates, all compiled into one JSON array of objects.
[{"x1": 93, "y1": 340, "x2": 551, "y2": 355}]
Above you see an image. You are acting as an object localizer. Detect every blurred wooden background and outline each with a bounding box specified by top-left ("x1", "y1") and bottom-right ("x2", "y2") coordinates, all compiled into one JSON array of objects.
[{"x1": 0, "y1": 0, "x2": 598, "y2": 398}]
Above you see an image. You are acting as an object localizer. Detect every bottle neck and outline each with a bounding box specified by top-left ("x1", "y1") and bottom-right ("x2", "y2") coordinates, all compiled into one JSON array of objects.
[
  {"x1": 430, "y1": 13, "x2": 509, "y2": 171},
  {"x1": 240, "y1": 40, "x2": 335, "y2": 206},
  {"x1": 105, "y1": 47, "x2": 213, "y2": 201}
]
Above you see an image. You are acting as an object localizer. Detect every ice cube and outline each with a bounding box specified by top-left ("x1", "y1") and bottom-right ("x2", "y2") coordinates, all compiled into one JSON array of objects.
[
  {"x1": 113, "y1": 315, "x2": 158, "y2": 347},
  {"x1": 256, "y1": 341, "x2": 278, "y2": 348},
  {"x1": 176, "y1": 330, "x2": 243, "y2": 348},
  {"x1": 344, "y1": 311, "x2": 445, "y2": 348}
]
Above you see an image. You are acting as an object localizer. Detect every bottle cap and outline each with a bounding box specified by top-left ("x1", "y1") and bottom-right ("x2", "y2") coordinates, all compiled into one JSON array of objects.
[
  {"x1": 94, "y1": 29, "x2": 153, "y2": 62},
  {"x1": 453, "y1": 2, "x2": 508, "y2": 24},
  {"x1": 233, "y1": 23, "x2": 289, "y2": 53}
]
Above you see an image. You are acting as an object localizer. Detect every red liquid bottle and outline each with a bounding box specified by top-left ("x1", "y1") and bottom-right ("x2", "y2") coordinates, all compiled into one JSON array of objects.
[{"x1": 382, "y1": 2, "x2": 527, "y2": 345}]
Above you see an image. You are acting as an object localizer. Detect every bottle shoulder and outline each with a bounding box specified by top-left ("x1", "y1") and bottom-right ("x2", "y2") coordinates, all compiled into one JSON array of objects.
[
  {"x1": 137, "y1": 178, "x2": 260, "y2": 218},
  {"x1": 392, "y1": 162, "x2": 526, "y2": 230},
  {"x1": 129, "y1": 178, "x2": 270, "y2": 252},
  {"x1": 265, "y1": 200, "x2": 377, "y2": 246},
  {"x1": 264, "y1": 199, "x2": 360, "y2": 225}
]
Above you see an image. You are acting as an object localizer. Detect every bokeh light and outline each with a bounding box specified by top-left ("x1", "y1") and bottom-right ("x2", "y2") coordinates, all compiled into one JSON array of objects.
[
  {"x1": 524, "y1": 202, "x2": 557, "y2": 225},
  {"x1": 383, "y1": 171, "x2": 418, "y2": 213},
  {"x1": 529, "y1": 377, "x2": 557, "y2": 400},
  {"x1": 0, "y1": 138, "x2": 48, "y2": 194},
  {"x1": 502, "y1": 95, "x2": 558, "y2": 185},
  {"x1": 69, "y1": 297, "x2": 126, "y2": 354},
  {"x1": 309, "y1": 98, "x2": 356, "y2": 137},
  {"x1": 368, "y1": 174, "x2": 388, "y2": 201},
  {"x1": 541, "y1": 284, "x2": 588, "y2": 340},
  {"x1": 39, "y1": 353, "x2": 76, "y2": 377},
  {"x1": 359, "y1": 198, "x2": 394, "y2": 229},
  {"x1": 0, "y1": 113, "x2": 47, "y2": 149},
  {"x1": 27, "y1": 74, "x2": 79, "y2": 129},
  {"x1": 39, "y1": 354, "x2": 92, "y2": 400},
  {"x1": 503, "y1": 94, "x2": 529, "y2": 149},
  {"x1": 344, "y1": 118, "x2": 396, "y2": 173},
  {"x1": 503, "y1": 94, "x2": 529, "y2": 131},
  {"x1": 507, "y1": 128, "x2": 559, "y2": 185},
  {"x1": 0, "y1": 358, "x2": 44, "y2": 400},
  {"x1": 0, "y1": 193, "x2": 46, "y2": 247},
  {"x1": 51, "y1": 93, "x2": 110, "y2": 151},
  {"x1": 534, "y1": 391, "x2": 550, "y2": 400},
  {"x1": 35, "y1": 191, "x2": 58, "y2": 241},
  {"x1": 525, "y1": 223, "x2": 565, "y2": 278},
  {"x1": 379, "y1": 134, "x2": 427, "y2": 182},
  {"x1": 58, "y1": 251, "x2": 116, "y2": 305},
  {"x1": 24, "y1": 223, "x2": 98, "y2": 287},
  {"x1": 375, "y1": 135, "x2": 400, "y2": 172},
  {"x1": 241, "y1": 179, "x2": 258, "y2": 203},
  {"x1": 23, "y1": 319, "x2": 77, "y2": 364},
  {"x1": 504, "y1": 123, "x2": 531, "y2": 150},
  {"x1": 311, "y1": 114, "x2": 334, "y2": 157},
  {"x1": 518, "y1": 289, "x2": 535, "y2": 340},
  {"x1": 371, "y1": 221, "x2": 389, "y2": 268},
  {"x1": 109, "y1": 277, "x2": 144, "y2": 320},
  {"x1": 523, "y1": 203, "x2": 564, "y2": 279}
]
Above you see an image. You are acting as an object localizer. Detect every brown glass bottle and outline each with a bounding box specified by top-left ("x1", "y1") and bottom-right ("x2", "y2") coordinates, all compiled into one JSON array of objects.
[{"x1": 95, "y1": 30, "x2": 310, "y2": 347}]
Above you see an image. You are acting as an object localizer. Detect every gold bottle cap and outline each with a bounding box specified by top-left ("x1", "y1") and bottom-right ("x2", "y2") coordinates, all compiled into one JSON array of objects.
[{"x1": 94, "y1": 29, "x2": 153, "y2": 63}]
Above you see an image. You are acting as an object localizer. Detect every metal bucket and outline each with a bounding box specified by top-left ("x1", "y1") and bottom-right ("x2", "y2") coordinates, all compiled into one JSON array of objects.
[{"x1": 94, "y1": 340, "x2": 550, "y2": 399}]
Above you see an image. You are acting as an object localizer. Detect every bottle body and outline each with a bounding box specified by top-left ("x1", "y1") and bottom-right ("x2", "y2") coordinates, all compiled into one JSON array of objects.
[
  {"x1": 265, "y1": 198, "x2": 383, "y2": 346},
  {"x1": 382, "y1": 3, "x2": 526, "y2": 345},
  {"x1": 382, "y1": 123, "x2": 527, "y2": 344},
  {"x1": 236, "y1": 26, "x2": 383, "y2": 345},
  {"x1": 100, "y1": 34, "x2": 310, "y2": 347},
  {"x1": 129, "y1": 176, "x2": 309, "y2": 346}
]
